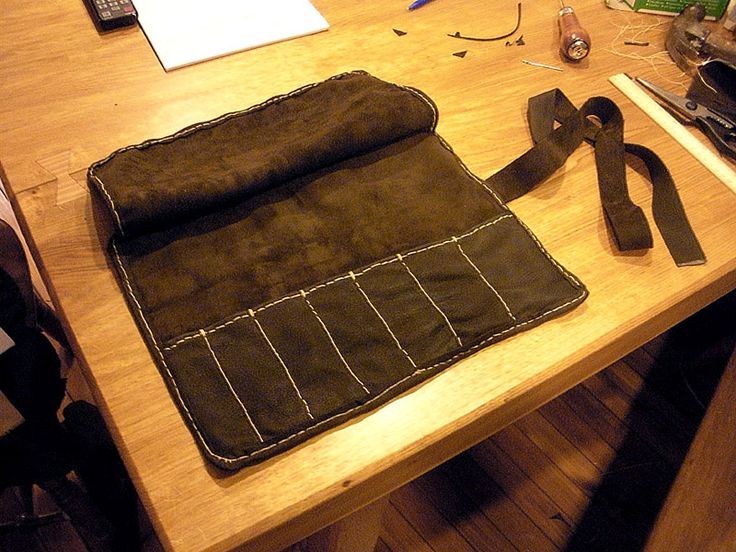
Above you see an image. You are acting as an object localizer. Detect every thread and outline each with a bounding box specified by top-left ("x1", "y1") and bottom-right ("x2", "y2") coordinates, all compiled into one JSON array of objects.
[
  {"x1": 605, "y1": 15, "x2": 688, "y2": 90},
  {"x1": 694, "y1": 61, "x2": 723, "y2": 96}
]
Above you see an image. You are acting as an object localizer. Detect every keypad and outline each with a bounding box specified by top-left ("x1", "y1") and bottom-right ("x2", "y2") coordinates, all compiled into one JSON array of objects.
[{"x1": 94, "y1": 0, "x2": 135, "y2": 21}]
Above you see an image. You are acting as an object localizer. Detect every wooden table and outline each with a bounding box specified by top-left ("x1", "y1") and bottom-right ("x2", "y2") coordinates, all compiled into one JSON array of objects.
[{"x1": 2, "y1": 1, "x2": 735, "y2": 551}]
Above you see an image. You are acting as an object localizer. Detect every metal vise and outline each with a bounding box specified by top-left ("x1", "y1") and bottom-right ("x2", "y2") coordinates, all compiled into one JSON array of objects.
[{"x1": 666, "y1": 4, "x2": 736, "y2": 74}]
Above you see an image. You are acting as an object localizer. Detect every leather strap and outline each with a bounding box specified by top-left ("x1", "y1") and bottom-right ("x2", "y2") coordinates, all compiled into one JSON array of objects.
[{"x1": 485, "y1": 89, "x2": 705, "y2": 266}]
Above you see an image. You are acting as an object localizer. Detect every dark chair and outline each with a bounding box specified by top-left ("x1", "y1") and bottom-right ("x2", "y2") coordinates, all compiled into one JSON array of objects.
[{"x1": 0, "y1": 218, "x2": 114, "y2": 551}]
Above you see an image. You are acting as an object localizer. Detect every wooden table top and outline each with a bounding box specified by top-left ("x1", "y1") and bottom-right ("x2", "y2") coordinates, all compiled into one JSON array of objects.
[{"x1": 2, "y1": 1, "x2": 735, "y2": 551}]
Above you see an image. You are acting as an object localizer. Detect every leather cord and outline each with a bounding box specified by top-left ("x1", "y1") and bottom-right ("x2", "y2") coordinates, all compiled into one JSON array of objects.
[{"x1": 486, "y1": 89, "x2": 705, "y2": 266}]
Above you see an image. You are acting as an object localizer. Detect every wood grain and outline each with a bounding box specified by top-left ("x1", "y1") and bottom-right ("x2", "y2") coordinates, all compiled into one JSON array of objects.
[
  {"x1": 302, "y1": 498, "x2": 387, "y2": 552},
  {"x1": 2, "y1": 1, "x2": 735, "y2": 551}
]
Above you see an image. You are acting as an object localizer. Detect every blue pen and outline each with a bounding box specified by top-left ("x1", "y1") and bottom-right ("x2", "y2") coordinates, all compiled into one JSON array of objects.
[{"x1": 408, "y1": 0, "x2": 435, "y2": 10}]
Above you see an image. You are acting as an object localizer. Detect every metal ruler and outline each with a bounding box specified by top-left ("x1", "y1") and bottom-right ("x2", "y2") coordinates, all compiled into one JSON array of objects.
[{"x1": 609, "y1": 72, "x2": 736, "y2": 195}]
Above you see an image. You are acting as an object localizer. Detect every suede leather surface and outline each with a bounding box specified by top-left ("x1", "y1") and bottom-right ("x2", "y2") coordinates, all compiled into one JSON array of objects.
[
  {"x1": 89, "y1": 72, "x2": 588, "y2": 470},
  {"x1": 91, "y1": 72, "x2": 437, "y2": 239}
]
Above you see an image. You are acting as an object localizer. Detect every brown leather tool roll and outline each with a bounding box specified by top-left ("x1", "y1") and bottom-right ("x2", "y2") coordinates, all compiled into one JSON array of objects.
[{"x1": 89, "y1": 72, "x2": 587, "y2": 470}]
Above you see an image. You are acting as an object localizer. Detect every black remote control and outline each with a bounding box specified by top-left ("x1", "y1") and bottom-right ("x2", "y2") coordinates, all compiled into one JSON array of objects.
[{"x1": 83, "y1": 0, "x2": 137, "y2": 32}]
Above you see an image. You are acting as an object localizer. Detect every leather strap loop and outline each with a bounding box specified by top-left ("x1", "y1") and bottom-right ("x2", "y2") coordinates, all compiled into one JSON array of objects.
[
  {"x1": 625, "y1": 143, "x2": 705, "y2": 265},
  {"x1": 584, "y1": 96, "x2": 653, "y2": 251},
  {"x1": 485, "y1": 89, "x2": 704, "y2": 266}
]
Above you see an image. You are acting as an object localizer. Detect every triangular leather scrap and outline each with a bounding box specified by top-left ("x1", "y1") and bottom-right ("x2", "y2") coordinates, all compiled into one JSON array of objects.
[{"x1": 89, "y1": 71, "x2": 589, "y2": 470}]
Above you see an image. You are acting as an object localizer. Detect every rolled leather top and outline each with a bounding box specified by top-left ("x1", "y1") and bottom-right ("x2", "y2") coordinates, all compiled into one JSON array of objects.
[{"x1": 88, "y1": 71, "x2": 437, "y2": 239}]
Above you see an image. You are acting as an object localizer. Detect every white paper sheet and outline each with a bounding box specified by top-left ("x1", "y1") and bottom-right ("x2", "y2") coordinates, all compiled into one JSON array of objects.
[{"x1": 134, "y1": 0, "x2": 329, "y2": 71}]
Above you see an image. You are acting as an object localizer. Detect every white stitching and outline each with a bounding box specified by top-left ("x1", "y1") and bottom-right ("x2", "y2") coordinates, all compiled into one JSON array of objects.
[
  {"x1": 113, "y1": 232, "x2": 586, "y2": 465},
  {"x1": 397, "y1": 84, "x2": 438, "y2": 130},
  {"x1": 200, "y1": 330, "x2": 264, "y2": 443},
  {"x1": 396, "y1": 253, "x2": 462, "y2": 347},
  {"x1": 164, "y1": 311, "x2": 254, "y2": 351},
  {"x1": 209, "y1": 287, "x2": 586, "y2": 464},
  {"x1": 105, "y1": 94, "x2": 590, "y2": 464},
  {"x1": 250, "y1": 309, "x2": 314, "y2": 421},
  {"x1": 88, "y1": 77, "x2": 334, "y2": 237},
  {"x1": 163, "y1": 333, "x2": 199, "y2": 351},
  {"x1": 111, "y1": 241, "x2": 236, "y2": 462},
  {"x1": 88, "y1": 171, "x2": 126, "y2": 237},
  {"x1": 433, "y1": 134, "x2": 511, "y2": 207},
  {"x1": 162, "y1": 213, "x2": 515, "y2": 349},
  {"x1": 90, "y1": 71, "x2": 437, "y2": 238},
  {"x1": 350, "y1": 271, "x2": 417, "y2": 369},
  {"x1": 301, "y1": 290, "x2": 370, "y2": 395},
  {"x1": 454, "y1": 239, "x2": 517, "y2": 323}
]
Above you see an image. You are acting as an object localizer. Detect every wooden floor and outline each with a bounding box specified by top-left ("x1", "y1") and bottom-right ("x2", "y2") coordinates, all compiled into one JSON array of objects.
[{"x1": 1, "y1": 292, "x2": 733, "y2": 552}]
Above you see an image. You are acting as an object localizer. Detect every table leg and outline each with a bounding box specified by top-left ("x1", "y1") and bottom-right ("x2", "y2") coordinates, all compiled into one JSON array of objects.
[
  {"x1": 644, "y1": 346, "x2": 736, "y2": 551},
  {"x1": 301, "y1": 497, "x2": 387, "y2": 552}
]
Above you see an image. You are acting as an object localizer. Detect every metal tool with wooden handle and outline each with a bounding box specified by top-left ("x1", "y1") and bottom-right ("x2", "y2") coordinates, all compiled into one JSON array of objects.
[{"x1": 558, "y1": 0, "x2": 591, "y2": 61}]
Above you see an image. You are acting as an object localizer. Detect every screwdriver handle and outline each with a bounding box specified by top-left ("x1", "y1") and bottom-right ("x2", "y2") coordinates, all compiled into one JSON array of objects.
[{"x1": 558, "y1": 5, "x2": 591, "y2": 61}]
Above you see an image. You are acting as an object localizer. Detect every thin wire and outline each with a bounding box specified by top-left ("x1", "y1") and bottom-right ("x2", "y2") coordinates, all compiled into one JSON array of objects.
[{"x1": 448, "y1": 2, "x2": 521, "y2": 42}]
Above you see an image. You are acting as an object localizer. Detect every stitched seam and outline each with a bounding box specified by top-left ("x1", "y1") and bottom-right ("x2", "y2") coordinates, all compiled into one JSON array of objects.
[
  {"x1": 90, "y1": 71, "x2": 437, "y2": 238},
  {"x1": 513, "y1": 216, "x2": 585, "y2": 289},
  {"x1": 250, "y1": 309, "x2": 314, "y2": 421},
  {"x1": 111, "y1": 241, "x2": 231, "y2": 462},
  {"x1": 200, "y1": 329, "x2": 264, "y2": 443},
  {"x1": 104, "y1": 75, "x2": 588, "y2": 464},
  {"x1": 401, "y1": 214, "x2": 513, "y2": 260},
  {"x1": 88, "y1": 171, "x2": 126, "y2": 237},
  {"x1": 92, "y1": 72, "x2": 433, "y2": 168},
  {"x1": 396, "y1": 85, "x2": 438, "y2": 129},
  {"x1": 397, "y1": 253, "x2": 462, "y2": 347},
  {"x1": 350, "y1": 271, "x2": 417, "y2": 369},
  {"x1": 454, "y1": 239, "x2": 517, "y2": 323},
  {"x1": 114, "y1": 233, "x2": 586, "y2": 465},
  {"x1": 88, "y1": 74, "x2": 347, "y2": 237},
  {"x1": 206, "y1": 287, "x2": 587, "y2": 464},
  {"x1": 163, "y1": 311, "x2": 255, "y2": 351},
  {"x1": 301, "y1": 290, "x2": 370, "y2": 395},
  {"x1": 434, "y1": 134, "x2": 510, "y2": 207},
  {"x1": 162, "y1": 213, "x2": 515, "y2": 350}
]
